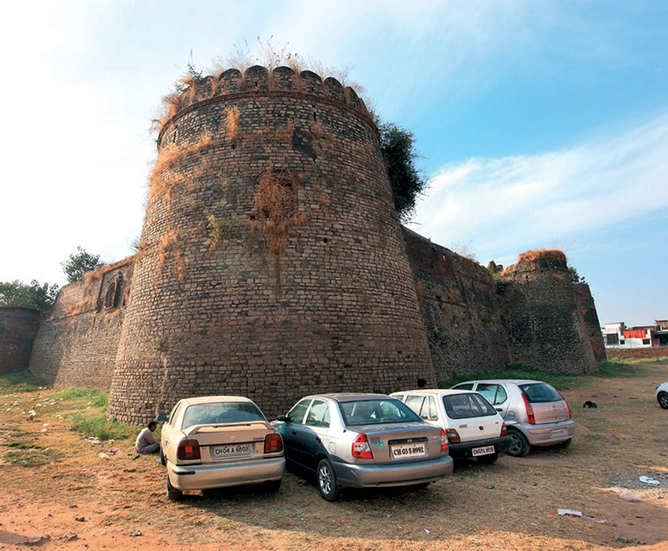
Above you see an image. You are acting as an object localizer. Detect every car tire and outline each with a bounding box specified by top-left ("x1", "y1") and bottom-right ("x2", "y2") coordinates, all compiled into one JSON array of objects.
[
  {"x1": 166, "y1": 474, "x2": 183, "y2": 501},
  {"x1": 477, "y1": 452, "x2": 499, "y2": 465},
  {"x1": 317, "y1": 458, "x2": 340, "y2": 502},
  {"x1": 658, "y1": 392, "x2": 668, "y2": 410},
  {"x1": 506, "y1": 429, "x2": 530, "y2": 457}
]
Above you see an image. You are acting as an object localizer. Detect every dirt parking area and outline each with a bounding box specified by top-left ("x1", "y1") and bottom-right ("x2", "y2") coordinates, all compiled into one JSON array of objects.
[{"x1": 1, "y1": 361, "x2": 667, "y2": 551}]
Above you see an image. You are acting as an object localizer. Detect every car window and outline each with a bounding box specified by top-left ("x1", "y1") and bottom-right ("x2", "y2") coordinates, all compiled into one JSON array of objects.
[
  {"x1": 339, "y1": 399, "x2": 421, "y2": 426},
  {"x1": 405, "y1": 395, "x2": 425, "y2": 417},
  {"x1": 453, "y1": 383, "x2": 474, "y2": 390},
  {"x1": 443, "y1": 393, "x2": 497, "y2": 419},
  {"x1": 168, "y1": 402, "x2": 182, "y2": 426},
  {"x1": 305, "y1": 400, "x2": 330, "y2": 428},
  {"x1": 426, "y1": 396, "x2": 439, "y2": 421},
  {"x1": 519, "y1": 383, "x2": 562, "y2": 403},
  {"x1": 476, "y1": 384, "x2": 507, "y2": 406},
  {"x1": 182, "y1": 402, "x2": 265, "y2": 428},
  {"x1": 286, "y1": 399, "x2": 311, "y2": 424}
]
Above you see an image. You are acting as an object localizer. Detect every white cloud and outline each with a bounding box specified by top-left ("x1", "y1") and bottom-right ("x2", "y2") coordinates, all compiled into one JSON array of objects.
[{"x1": 409, "y1": 113, "x2": 668, "y2": 261}]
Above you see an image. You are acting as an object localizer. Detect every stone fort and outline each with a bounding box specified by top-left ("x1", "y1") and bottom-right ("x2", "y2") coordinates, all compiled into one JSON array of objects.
[{"x1": 0, "y1": 66, "x2": 605, "y2": 424}]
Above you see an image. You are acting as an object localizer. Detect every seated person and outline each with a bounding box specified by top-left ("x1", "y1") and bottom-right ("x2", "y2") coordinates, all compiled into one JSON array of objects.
[{"x1": 134, "y1": 420, "x2": 160, "y2": 454}]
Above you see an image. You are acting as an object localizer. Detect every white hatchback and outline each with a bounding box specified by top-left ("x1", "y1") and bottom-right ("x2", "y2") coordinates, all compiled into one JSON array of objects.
[{"x1": 391, "y1": 389, "x2": 510, "y2": 465}]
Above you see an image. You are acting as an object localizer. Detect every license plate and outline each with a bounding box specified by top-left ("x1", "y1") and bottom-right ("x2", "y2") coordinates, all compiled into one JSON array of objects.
[
  {"x1": 551, "y1": 429, "x2": 567, "y2": 437},
  {"x1": 211, "y1": 443, "x2": 253, "y2": 459},
  {"x1": 390, "y1": 442, "x2": 426, "y2": 459},
  {"x1": 472, "y1": 445, "x2": 495, "y2": 457}
]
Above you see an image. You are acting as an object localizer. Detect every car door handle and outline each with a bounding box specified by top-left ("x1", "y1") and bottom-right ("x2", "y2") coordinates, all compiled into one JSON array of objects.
[
  {"x1": 291, "y1": 431, "x2": 297, "y2": 435},
  {"x1": 495, "y1": 408, "x2": 502, "y2": 412},
  {"x1": 315, "y1": 437, "x2": 321, "y2": 443}
]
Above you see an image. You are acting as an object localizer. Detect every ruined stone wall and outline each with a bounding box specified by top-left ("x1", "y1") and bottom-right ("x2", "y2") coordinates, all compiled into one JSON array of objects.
[
  {"x1": 29, "y1": 258, "x2": 134, "y2": 390},
  {"x1": 402, "y1": 229, "x2": 509, "y2": 382},
  {"x1": 499, "y1": 254, "x2": 598, "y2": 373},
  {"x1": 573, "y1": 283, "x2": 606, "y2": 362},
  {"x1": 0, "y1": 308, "x2": 41, "y2": 374},
  {"x1": 109, "y1": 66, "x2": 434, "y2": 423}
]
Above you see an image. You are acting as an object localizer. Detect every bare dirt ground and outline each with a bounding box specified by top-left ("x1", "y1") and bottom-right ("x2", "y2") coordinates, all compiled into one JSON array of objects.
[{"x1": 1, "y1": 361, "x2": 668, "y2": 551}]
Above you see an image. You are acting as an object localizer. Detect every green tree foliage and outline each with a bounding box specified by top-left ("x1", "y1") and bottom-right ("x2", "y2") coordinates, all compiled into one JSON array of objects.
[
  {"x1": 378, "y1": 122, "x2": 428, "y2": 223},
  {"x1": 62, "y1": 246, "x2": 105, "y2": 284},
  {"x1": 0, "y1": 280, "x2": 59, "y2": 310},
  {"x1": 568, "y1": 266, "x2": 586, "y2": 284}
]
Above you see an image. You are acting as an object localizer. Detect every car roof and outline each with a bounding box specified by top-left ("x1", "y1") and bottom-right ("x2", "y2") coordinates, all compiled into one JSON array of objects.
[
  {"x1": 392, "y1": 389, "x2": 478, "y2": 396},
  {"x1": 177, "y1": 396, "x2": 255, "y2": 406},
  {"x1": 455, "y1": 379, "x2": 546, "y2": 385},
  {"x1": 300, "y1": 393, "x2": 393, "y2": 403}
]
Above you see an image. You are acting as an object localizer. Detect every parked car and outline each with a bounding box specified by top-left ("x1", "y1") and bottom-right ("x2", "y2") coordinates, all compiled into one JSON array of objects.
[
  {"x1": 273, "y1": 393, "x2": 453, "y2": 501},
  {"x1": 391, "y1": 389, "x2": 511, "y2": 465},
  {"x1": 450, "y1": 380, "x2": 574, "y2": 457},
  {"x1": 160, "y1": 396, "x2": 285, "y2": 500},
  {"x1": 656, "y1": 382, "x2": 668, "y2": 409}
]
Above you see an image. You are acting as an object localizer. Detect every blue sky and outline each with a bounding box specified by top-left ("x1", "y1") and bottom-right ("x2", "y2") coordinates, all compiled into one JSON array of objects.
[{"x1": 0, "y1": 1, "x2": 666, "y2": 327}]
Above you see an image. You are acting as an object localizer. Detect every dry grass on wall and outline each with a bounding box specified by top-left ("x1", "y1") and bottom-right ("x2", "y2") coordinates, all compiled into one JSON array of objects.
[
  {"x1": 225, "y1": 106, "x2": 240, "y2": 142},
  {"x1": 155, "y1": 228, "x2": 187, "y2": 286},
  {"x1": 517, "y1": 248, "x2": 566, "y2": 265}
]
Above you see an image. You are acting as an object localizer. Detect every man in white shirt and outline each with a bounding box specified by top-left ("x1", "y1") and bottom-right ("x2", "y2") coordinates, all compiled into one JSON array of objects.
[{"x1": 134, "y1": 420, "x2": 160, "y2": 454}]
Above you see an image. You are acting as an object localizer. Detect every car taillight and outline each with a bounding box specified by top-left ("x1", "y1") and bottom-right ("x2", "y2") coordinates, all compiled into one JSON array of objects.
[
  {"x1": 445, "y1": 428, "x2": 460, "y2": 444},
  {"x1": 177, "y1": 439, "x2": 201, "y2": 460},
  {"x1": 351, "y1": 433, "x2": 373, "y2": 459},
  {"x1": 264, "y1": 433, "x2": 283, "y2": 453},
  {"x1": 521, "y1": 392, "x2": 536, "y2": 425},
  {"x1": 557, "y1": 391, "x2": 573, "y2": 419},
  {"x1": 440, "y1": 428, "x2": 449, "y2": 453},
  {"x1": 500, "y1": 422, "x2": 507, "y2": 436}
]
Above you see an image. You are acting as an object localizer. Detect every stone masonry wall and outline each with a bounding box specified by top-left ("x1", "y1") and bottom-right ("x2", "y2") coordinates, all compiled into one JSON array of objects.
[
  {"x1": 500, "y1": 256, "x2": 598, "y2": 374},
  {"x1": 0, "y1": 307, "x2": 41, "y2": 374},
  {"x1": 402, "y1": 228, "x2": 509, "y2": 382},
  {"x1": 29, "y1": 258, "x2": 134, "y2": 390},
  {"x1": 109, "y1": 66, "x2": 434, "y2": 423},
  {"x1": 573, "y1": 283, "x2": 607, "y2": 363}
]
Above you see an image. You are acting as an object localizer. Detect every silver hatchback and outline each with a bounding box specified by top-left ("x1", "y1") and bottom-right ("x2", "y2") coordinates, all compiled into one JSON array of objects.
[
  {"x1": 273, "y1": 393, "x2": 453, "y2": 501},
  {"x1": 451, "y1": 380, "x2": 574, "y2": 456}
]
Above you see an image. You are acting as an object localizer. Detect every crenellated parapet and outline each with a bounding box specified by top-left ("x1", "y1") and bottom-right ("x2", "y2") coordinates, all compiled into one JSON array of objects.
[{"x1": 157, "y1": 65, "x2": 372, "y2": 139}]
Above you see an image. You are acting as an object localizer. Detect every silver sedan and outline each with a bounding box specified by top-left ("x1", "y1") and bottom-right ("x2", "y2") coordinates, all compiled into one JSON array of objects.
[{"x1": 273, "y1": 393, "x2": 453, "y2": 501}]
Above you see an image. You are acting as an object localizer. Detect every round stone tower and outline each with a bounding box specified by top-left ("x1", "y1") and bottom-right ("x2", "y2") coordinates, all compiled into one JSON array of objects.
[{"x1": 108, "y1": 66, "x2": 434, "y2": 423}]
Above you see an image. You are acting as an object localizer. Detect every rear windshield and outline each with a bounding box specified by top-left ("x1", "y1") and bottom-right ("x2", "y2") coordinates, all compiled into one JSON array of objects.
[
  {"x1": 182, "y1": 402, "x2": 265, "y2": 428},
  {"x1": 443, "y1": 393, "x2": 497, "y2": 419},
  {"x1": 339, "y1": 399, "x2": 421, "y2": 426},
  {"x1": 518, "y1": 383, "x2": 562, "y2": 403}
]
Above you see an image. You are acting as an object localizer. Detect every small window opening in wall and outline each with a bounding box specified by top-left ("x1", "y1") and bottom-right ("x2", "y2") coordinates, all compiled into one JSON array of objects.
[
  {"x1": 620, "y1": 340, "x2": 625, "y2": 345},
  {"x1": 642, "y1": 339, "x2": 650, "y2": 345},
  {"x1": 313, "y1": 112, "x2": 317, "y2": 122},
  {"x1": 104, "y1": 275, "x2": 123, "y2": 309},
  {"x1": 323, "y1": 238, "x2": 328, "y2": 244},
  {"x1": 173, "y1": 126, "x2": 178, "y2": 143}
]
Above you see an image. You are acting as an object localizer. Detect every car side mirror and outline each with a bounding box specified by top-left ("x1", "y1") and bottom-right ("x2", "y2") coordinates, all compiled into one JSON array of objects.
[
  {"x1": 277, "y1": 414, "x2": 287, "y2": 422},
  {"x1": 157, "y1": 414, "x2": 168, "y2": 422}
]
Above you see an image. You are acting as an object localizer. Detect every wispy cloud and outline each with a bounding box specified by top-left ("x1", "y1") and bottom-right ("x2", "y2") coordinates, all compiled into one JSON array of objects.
[{"x1": 409, "y1": 113, "x2": 668, "y2": 262}]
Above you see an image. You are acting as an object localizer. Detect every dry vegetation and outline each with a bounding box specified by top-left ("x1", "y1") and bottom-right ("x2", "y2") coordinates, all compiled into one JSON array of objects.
[{"x1": 1, "y1": 360, "x2": 668, "y2": 550}]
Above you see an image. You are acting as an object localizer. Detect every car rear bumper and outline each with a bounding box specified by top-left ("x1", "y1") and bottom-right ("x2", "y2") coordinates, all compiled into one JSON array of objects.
[
  {"x1": 520, "y1": 420, "x2": 575, "y2": 446},
  {"x1": 333, "y1": 455, "x2": 453, "y2": 489},
  {"x1": 449, "y1": 435, "x2": 512, "y2": 458},
  {"x1": 167, "y1": 456, "x2": 285, "y2": 491}
]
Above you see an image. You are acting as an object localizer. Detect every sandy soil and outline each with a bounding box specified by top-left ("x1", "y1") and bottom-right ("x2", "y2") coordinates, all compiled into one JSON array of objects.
[{"x1": 1, "y1": 361, "x2": 668, "y2": 551}]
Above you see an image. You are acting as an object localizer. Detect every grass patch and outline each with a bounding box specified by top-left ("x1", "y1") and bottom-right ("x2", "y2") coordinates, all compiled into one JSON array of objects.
[
  {"x1": 70, "y1": 410, "x2": 137, "y2": 442},
  {"x1": 0, "y1": 369, "x2": 46, "y2": 395},
  {"x1": 53, "y1": 388, "x2": 109, "y2": 408},
  {"x1": 4, "y1": 448, "x2": 61, "y2": 468}
]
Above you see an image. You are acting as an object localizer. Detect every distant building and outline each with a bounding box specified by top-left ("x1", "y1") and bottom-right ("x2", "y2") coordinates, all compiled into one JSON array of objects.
[{"x1": 603, "y1": 320, "x2": 668, "y2": 348}]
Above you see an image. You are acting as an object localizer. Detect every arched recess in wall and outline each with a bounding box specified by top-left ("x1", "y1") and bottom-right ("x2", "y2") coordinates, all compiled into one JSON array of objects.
[{"x1": 104, "y1": 274, "x2": 123, "y2": 310}]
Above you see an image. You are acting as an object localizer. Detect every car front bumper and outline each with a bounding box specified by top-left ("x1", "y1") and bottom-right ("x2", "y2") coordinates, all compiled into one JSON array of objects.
[
  {"x1": 167, "y1": 456, "x2": 285, "y2": 491},
  {"x1": 333, "y1": 455, "x2": 453, "y2": 489}
]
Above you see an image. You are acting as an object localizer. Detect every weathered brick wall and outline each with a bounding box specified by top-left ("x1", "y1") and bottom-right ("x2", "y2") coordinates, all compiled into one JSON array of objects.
[
  {"x1": 0, "y1": 308, "x2": 41, "y2": 374},
  {"x1": 606, "y1": 347, "x2": 668, "y2": 359},
  {"x1": 108, "y1": 66, "x2": 434, "y2": 423},
  {"x1": 573, "y1": 283, "x2": 607, "y2": 362},
  {"x1": 500, "y1": 257, "x2": 598, "y2": 373},
  {"x1": 29, "y1": 258, "x2": 134, "y2": 389},
  {"x1": 402, "y1": 228, "x2": 509, "y2": 382}
]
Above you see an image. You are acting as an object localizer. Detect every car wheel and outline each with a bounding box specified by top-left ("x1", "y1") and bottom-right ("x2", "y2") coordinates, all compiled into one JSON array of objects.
[
  {"x1": 506, "y1": 429, "x2": 530, "y2": 457},
  {"x1": 166, "y1": 474, "x2": 183, "y2": 501},
  {"x1": 317, "y1": 458, "x2": 340, "y2": 501},
  {"x1": 658, "y1": 392, "x2": 668, "y2": 409},
  {"x1": 265, "y1": 479, "x2": 282, "y2": 493},
  {"x1": 476, "y1": 452, "x2": 499, "y2": 465}
]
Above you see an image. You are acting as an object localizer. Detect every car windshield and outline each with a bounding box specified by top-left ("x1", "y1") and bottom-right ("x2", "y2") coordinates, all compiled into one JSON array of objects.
[
  {"x1": 518, "y1": 383, "x2": 562, "y2": 403},
  {"x1": 339, "y1": 398, "x2": 421, "y2": 426},
  {"x1": 443, "y1": 393, "x2": 497, "y2": 419},
  {"x1": 182, "y1": 401, "x2": 265, "y2": 428}
]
